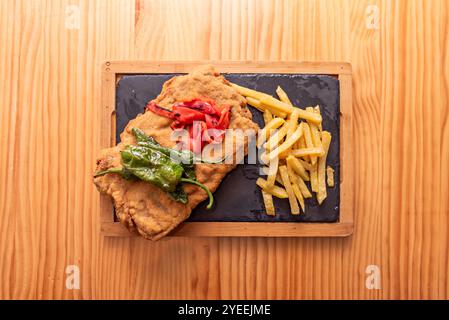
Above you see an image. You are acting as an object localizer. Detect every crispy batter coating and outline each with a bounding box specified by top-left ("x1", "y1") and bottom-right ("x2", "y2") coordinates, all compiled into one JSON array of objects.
[{"x1": 94, "y1": 66, "x2": 258, "y2": 240}]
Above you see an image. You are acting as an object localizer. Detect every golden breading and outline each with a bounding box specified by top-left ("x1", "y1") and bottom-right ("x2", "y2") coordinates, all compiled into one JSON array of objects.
[{"x1": 94, "y1": 66, "x2": 259, "y2": 240}]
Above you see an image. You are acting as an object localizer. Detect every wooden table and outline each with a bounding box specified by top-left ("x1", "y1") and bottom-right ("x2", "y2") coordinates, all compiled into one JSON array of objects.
[{"x1": 1, "y1": 0, "x2": 448, "y2": 300}]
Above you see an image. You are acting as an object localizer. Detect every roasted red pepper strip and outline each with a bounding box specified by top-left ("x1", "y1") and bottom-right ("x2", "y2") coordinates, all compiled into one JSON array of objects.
[
  {"x1": 204, "y1": 114, "x2": 218, "y2": 128},
  {"x1": 146, "y1": 101, "x2": 174, "y2": 119},
  {"x1": 180, "y1": 99, "x2": 220, "y2": 116},
  {"x1": 170, "y1": 121, "x2": 185, "y2": 130},
  {"x1": 190, "y1": 121, "x2": 203, "y2": 155},
  {"x1": 216, "y1": 105, "x2": 231, "y2": 130},
  {"x1": 146, "y1": 99, "x2": 231, "y2": 152},
  {"x1": 172, "y1": 106, "x2": 205, "y2": 124}
]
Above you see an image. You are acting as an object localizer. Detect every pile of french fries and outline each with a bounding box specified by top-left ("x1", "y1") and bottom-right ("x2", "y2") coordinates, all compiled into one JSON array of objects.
[{"x1": 232, "y1": 83, "x2": 335, "y2": 216}]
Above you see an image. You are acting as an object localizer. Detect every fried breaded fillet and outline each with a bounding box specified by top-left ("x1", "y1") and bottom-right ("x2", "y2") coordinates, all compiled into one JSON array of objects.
[{"x1": 94, "y1": 66, "x2": 259, "y2": 240}]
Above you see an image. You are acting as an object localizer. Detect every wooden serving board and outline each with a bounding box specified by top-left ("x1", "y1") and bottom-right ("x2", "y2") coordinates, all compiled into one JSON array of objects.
[{"x1": 100, "y1": 61, "x2": 353, "y2": 237}]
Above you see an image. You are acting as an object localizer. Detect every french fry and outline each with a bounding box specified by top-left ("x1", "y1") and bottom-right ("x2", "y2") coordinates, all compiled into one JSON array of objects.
[
  {"x1": 298, "y1": 135, "x2": 306, "y2": 149},
  {"x1": 232, "y1": 83, "x2": 272, "y2": 101},
  {"x1": 268, "y1": 126, "x2": 303, "y2": 160},
  {"x1": 286, "y1": 162, "x2": 306, "y2": 213},
  {"x1": 264, "y1": 166, "x2": 285, "y2": 186},
  {"x1": 306, "y1": 107, "x2": 323, "y2": 151},
  {"x1": 257, "y1": 117, "x2": 285, "y2": 148},
  {"x1": 266, "y1": 109, "x2": 287, "y2": 119},
  {"x1": 232, "y1": 83, "x2": 322, "y2": 123},
  {"x1": 296, "y1": 175, "x2": 312, "y2": 198},
  {"x1": 250, "y1": 85, "x2": 332, "y2": 215},
  {"x1": 302, "y1": 122, "x2": 317, "y2": 164},
  {"x1": 233, "y1": 84, "x2": 290, "y2": 117},
  {"x1": 293, "y1": 140, "x2": 300, "y2": 149},
  {"x1": 286, "y1": 160, "x2": 298, "y2": 182},
  {"x1": 310, "y1": 161, "x2": 318, "y2": 193},
  {"x1": 279, "y1": 120, "x2": 304, "y2": 159},
  {"x1": 245, "y1": 97, "x2": 265, "y2": 112},
  {"x1": 298, "y1": 158, "x2": 313, "y2": 171},
  {"x1": 283, "y1": 109, "x2": 301, "y2": 156},
  {"x1": 278, "y1": 121, "x2": 302, "y2": 158},
  {"x1": 286, "y1": 161, "x2": 312, "y2": 199},
  {"x1": 276, "y1": 171, "x2": 309, "y2": 205},
  {"x1": 290, "y1": 147, "x2": 325, "y2": 158},
  {"x1": 291, "y1": 183, "x2": 305, "y2": 213},
  {"x1": 260, "y1": 152, "x2": 269, "y2": 165},
  {"x1": 261, "y1": 190, "x2": 275, "y2": 216},
  {"x1": 287, "y1": 162, "x2": 306, "y2": 212},
  {"x1": 258, "y1": 96, "x2": 294, "y2": 114},
  {"x1": 327, "y1": 166, "x2": 335, "y2": 187},
  {"x1": 266, "y1": 156, "x2": 279, "y2": 188},
  {"x1": 287, "y1": 109, "x2": 300, "y2": 137},
  {"x1": 276, "y1": 86, "x2": 292, "y2": 105},
  {"x1": 278, "y1": 166, "x2": 300, "y2": 215},
  {"x1": 317, "y1": 131, "x2": 332, "y2": 204},
  {"x1": 286, "y1": 155, "x2": 309, "y2": 181},
  {"x1": 256, "y1": 178, "x2": 288, "y2": 198},
  {"x1": 292, "y1": 136, "x2": 301, "y2": 150},
  {"x1": 314, "y1": 106, "x2": 322, "y2": 131},
  {"x1": 260, "y1": 96, "x2": 322, "y2": 123},
  {"x1": 266, "y1": 125, "x2": 289, "y2": 151},
  {"x1": 247, "y1": 97, "x2": 287, "y2": 118},
  {"x1": 263, "y1": 109, "x2": 273, "y2": 125},
  {"x1": 275, "y1": 173, "x2": 284, "y2": 186}
]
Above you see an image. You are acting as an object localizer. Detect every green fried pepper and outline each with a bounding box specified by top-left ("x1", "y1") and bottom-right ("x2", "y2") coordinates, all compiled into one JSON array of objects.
[
  {"x1": 121, "y1": 146, "x2": 183, "y2": 192},
  {"x1": 94, "y1": 128, "x2": 214, "y2": 208}
]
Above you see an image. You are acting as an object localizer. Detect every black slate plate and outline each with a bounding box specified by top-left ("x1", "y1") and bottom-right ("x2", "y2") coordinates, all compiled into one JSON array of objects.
[{"x1": 115, "y1": 73, "x2": 340, "y2": 222}]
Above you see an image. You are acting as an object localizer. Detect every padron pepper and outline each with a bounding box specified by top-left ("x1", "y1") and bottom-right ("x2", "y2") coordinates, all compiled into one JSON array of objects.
[{"x1": 94, "y1": 128, "x2": 214, "y2": 208}]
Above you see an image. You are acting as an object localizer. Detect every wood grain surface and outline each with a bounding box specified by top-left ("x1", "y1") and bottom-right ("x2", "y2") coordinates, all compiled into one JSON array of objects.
[
  {"x1": 0, "y1": 0, "x2": 448, "y2": 299},
  {"x1": 99, "y1": 61, "x2": 354, "y2": 238}
]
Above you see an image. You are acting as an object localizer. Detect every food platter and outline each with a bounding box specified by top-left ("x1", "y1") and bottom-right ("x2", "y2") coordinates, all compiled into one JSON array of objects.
[{"x1": 99, "y1": 61, "x2": 353, "y2": 237}]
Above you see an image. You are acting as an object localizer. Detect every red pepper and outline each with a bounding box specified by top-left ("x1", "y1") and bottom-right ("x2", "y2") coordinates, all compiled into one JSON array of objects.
[
  {"x1": 170, "y1": 120, "x2": 185, "y2": 131},
  {"x1": 190, "y1": 121, "x2": 203, "y2": 155},
  {"x1": 146, "y1": 98, "x2": 231, "y2": 152},
  {"x1": 172, "y1": 106, "x2": 205, "y2": 124},
  {"x1": 216, "y1": 105, "x2": 231, "y2": 130},
  {"x1": 204, "y1": 114, "x2": 218, "y2": 128},
  {"x1": 181, "y1": 98, "x2": 220, "y2": 116},
  {"x1": 146, "y1": 101, "x2": 175, "y2": 119}
]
